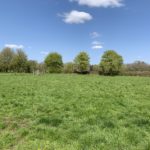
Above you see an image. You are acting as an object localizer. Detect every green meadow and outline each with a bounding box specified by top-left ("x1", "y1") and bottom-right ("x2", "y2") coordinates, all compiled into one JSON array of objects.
[{"x1": 0, "y1": 74, "x2": 150, "y2": 150}]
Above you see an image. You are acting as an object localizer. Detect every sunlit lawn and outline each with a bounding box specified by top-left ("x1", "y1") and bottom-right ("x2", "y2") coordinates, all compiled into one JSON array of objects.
[{"x1": 0, "y1": 74, "x2": 150, "y2": 150}]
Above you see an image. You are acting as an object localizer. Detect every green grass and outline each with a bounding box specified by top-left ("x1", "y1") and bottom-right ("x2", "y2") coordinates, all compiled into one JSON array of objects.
[{"x1": 0, "y1": 74, "x2": 150, "y2": 150}]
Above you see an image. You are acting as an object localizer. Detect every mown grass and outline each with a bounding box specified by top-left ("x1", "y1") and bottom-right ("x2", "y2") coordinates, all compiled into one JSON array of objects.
[{"x1": 0, "y1": 74, "x2": 150, "y2": 150}]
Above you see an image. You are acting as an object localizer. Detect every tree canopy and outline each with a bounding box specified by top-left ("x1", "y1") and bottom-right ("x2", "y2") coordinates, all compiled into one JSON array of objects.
[
  {"x1": 0, "y1": 47, "x2": 15, "y2": 72},
  {"x1": 99, "y1": 50, "x2": 123, "y2": 75},
  {"x1": 12, "y1": 49, "x2": 28, "y2": 72},
  {"x1": 44, "y1": 52, "x2": 63, "y2": 73},
  {"x1": 74, "y1": 51, "x2": 90, "y2": 74}
]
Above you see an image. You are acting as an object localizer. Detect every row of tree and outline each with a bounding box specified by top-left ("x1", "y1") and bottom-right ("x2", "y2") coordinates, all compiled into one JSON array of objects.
[
  {"x1": 0, "y1": 48, "x2": 42, "y2": 73},
  {"x1": 44, "y1": 50, "x2": 123, "y2": 75},
  {"x1": 0, "y1": 47, "x2": 150, "y2": 76}
]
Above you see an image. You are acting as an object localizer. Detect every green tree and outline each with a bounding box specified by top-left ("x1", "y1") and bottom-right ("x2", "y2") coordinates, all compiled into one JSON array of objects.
[
  {"x1": 44, "y1": 52, "x2": 63, "y2": 73},
  {"x1": 0, "y1": 47, "x2": 15, "y2": 72},
  {"x1": 27, "y1": 60, "x2": 38, "y2": 73},
  {"x1": 99, "y1": 50, "x2": 123, "y2": 75},
  {"x1": 63, "y1": 62, "x2": 74, "y2": 73},
  {"x1": 74, "y1": 51, "x2": 90, "y2": 74},
  {"x1": 12, "y1": 49, "x2": 28, "y2": 72}
]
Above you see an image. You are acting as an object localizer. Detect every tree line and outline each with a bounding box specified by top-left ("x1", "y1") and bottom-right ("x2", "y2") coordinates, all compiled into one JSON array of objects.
[
  {"x1": 0, "y1": 47, "x2": 150, "y2": 76},
  {"x1": 0, "y1": 48, "x2": 43, "y2": 73}
]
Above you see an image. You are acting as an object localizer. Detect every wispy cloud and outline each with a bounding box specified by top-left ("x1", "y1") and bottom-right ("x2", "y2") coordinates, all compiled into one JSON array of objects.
[
  {"x1": 92, "y1": 41, "x2": 101, "y2": 45},
  {"x1": 40, "y1": 51, "x2": 49, "y2": 55},
  {"x1": 5, "y1": 44, "x2": 24, "y2": 49},
  {"x1": 60, "y1": 10, "x2": 92, "y2": 24},
  {"x1": 92, "y1": 45, "x2": 103, "y2": 49},
  {"x1": 90, "y1": 32, "x2": 100, "y2": 38},
  {"x1": 92, "y1": 41, "x2": 103, "y2": 49},
  {"x1": 70, "y1": 0, "x2": 124, "y2": 8}
]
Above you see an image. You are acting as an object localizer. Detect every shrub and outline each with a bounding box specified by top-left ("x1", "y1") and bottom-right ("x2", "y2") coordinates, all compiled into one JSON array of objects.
[
  {"x1": 90, "y1": 65, "x2": 99, "y2": 74},
  {"x1": 121, "y1": 61, "x2": 150, "y2": 76},
  {"x1": 63, "y1": 62, "x2": 74, "y2": 73},
  {"x1": 125, "y1": 61, "x2": 150, "y2": 72},
  {"x1": 27, "y1": 60, "x2": 38, "y2": 73},
  {"x1": 37, "y1": 63, "x2": 47, "y2": 74}
]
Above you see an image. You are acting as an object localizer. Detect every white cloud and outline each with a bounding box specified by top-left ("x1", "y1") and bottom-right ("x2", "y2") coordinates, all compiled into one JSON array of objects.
[
  {"x1": 92, "y1": 41, "x2": 101, "y2": 45},
  {"x1": 61, "y1": 10, "x2": 92, "y2": 24},
  {"x1": 90, "y1": 32, "x2": 100, "y2": 38},
  {"x1": 40, "y1": 51, "x2": 49, "y2": 55},
  {"x1": 90, "y1": 33, "x2": 103, "y2": 49},
  {"x1": 5, "y1": 44, "x2": 24, "y2": 49},
  {"x1": 91, "y1": 41, "x2": 103, "y2": 49},
  {"x1": 70, "y1": 0, "x2": 123, "y2": 7},
  {"x1": 92, "y1": 45, "x2": 103, "y2": 49}
]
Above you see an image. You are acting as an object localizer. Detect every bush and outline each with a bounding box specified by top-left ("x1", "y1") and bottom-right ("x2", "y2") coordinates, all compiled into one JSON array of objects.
[
  {"x1": 37, "y1": 63, "x2": 47, "y2": 74},
  {"x1": 27, "y1": 60, "x2": 38, "y2": 73},
  {"x1": 125, "y1": 61, "x2": 150, "y2": 72},
  {"x1": 63, "y1": 62, "x2": 74, "y2": 73},
  {"x1": 123, "y1": 71, "x2": 150, "y2": 77},
  {"x1": 121, "y1": 61, "x2": 150, "y2": 76},
  {"x1": 90, "y1": 65, "x2": 99, "y2": 74}
]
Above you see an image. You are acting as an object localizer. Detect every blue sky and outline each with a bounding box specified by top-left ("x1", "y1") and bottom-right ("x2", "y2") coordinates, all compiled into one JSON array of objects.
[{"x1": 0, "y1": 0, "x2": 150, "y2": 64}]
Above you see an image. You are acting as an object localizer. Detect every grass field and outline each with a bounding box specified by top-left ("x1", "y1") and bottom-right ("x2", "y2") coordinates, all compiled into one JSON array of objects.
[{"x1": 0, "y1": 74, "x2": 150, "y2": 150}]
